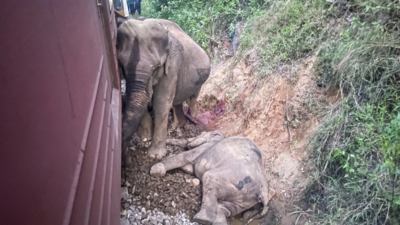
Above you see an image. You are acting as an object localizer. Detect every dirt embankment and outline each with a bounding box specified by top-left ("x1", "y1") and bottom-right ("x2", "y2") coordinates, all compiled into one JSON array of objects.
[{"x1": 196, "y1": 52, "x2": 327, "y2": 224}]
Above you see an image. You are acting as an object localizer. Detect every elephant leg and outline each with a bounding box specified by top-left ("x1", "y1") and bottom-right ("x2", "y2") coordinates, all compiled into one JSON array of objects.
[
  {"x1": 193, "y1": 170, "x2": 220, "y2": 225},
  {"x1": 137, "y1": 109, "x2": 152, "y2": 141},
  {"x1": 170, "y1": 105, "x2": 179, "y2": 130},
  {"x1": 148, "y1": 75, "x2": 177, "y2": 159},
  {"x1": 150, "y1": 142, "x2": 213, "y2": 177},
  {"x1": 213, "y1": 205, "x2": 230, "y2": 225},
  {"x1": 171, "y1": 103, "x2": 186, "y2": 130},
  {"x1": 166, "y1": 138, "x2": 189, "y2": 148},
  {"x1": 188, "y1": 89, "x2": 200, "y2": 117}
]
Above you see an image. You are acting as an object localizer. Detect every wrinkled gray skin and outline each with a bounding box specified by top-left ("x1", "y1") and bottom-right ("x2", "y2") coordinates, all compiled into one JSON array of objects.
[
  {"x1": 150, "y1": 131, "x2": 269, "y2": 225},
  {"x1": 117, "y1": 18, "x2": 210, "y2": 160}
]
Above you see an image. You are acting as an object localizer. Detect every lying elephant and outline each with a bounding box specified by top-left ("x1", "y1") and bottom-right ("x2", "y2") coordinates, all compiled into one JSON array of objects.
[
  {"x1": 117, "y1": 18, "x2": 210, "y2": 159},
  {"x1": 150, "y1": 131, "x2": 269, "y2": 225}
]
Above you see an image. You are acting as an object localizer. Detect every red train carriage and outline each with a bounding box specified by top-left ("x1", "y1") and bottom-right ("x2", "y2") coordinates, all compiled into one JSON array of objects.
[{"x1": 0, "y1": 0, "x2": 129, "y2": 224}]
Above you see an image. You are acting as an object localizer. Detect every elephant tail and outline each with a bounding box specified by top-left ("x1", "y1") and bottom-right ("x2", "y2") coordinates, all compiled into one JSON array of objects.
[{"x1": 244, "y1": 184, "x2": 269, "y2": 225}]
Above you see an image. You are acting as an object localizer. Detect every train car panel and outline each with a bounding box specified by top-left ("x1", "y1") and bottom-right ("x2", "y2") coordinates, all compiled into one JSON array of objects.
[{"x1": 0, "y1": 0, "x2": 122, "y2": 224}]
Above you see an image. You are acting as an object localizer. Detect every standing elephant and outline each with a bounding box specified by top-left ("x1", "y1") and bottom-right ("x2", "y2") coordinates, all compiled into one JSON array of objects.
[
  {"x1": 150, "y1": 131, "x2": 270, "y2": 225},
  {"x1": 117, "y1": 18, "x2": 210, "y2": 159}
]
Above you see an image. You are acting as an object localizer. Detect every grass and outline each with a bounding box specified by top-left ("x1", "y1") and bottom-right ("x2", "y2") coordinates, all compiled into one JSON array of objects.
[
  {"x1": 141, "y1": 0, "x2": 269, "y2": 53},
  {"x1": 138, "y1": 0, "x2": 400, "y2": 224},
  {"x1": 307, "y1": 1, "x2": 400, "y2": 223},
  {"x1": 240, "y1": 0, "x2": 328, "y2": 76},
  {"x1": 238, "y1": 0, "x2": 400, "y2": 224}
]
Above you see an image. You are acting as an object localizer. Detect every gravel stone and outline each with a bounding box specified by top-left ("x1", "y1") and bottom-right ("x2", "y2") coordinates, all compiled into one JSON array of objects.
[
  {"x1": 121, "y1": 187, "x2": 129, "y2": 201},
  {"x1": 121, "y1": 124, "x2": 203, "y2": 224},
  {"x1": 120, "y1": 217, "x2": 129, "y2": 225}
]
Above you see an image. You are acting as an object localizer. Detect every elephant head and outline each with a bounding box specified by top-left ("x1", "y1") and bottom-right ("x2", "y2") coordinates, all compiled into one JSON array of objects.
[{"x1": 117, "y1": 19, "x2": 171, "y2": 145}]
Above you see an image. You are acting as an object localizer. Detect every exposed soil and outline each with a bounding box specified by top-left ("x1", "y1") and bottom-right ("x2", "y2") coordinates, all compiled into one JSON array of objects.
[
  {"x1": 121, "y1": 49, "x2": 327, "y2": 224},
  {"x1": 196, "y1": 51, "x2": 326, "y2": 224}
]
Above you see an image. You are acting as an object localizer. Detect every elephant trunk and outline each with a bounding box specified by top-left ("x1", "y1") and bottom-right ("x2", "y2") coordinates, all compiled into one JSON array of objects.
[
  {"x1": 122, "y1": 76, "x2": 151, "y2": 145},
  {"x1": 122, "y1": 91, "x2": 150, "y2": 142}
]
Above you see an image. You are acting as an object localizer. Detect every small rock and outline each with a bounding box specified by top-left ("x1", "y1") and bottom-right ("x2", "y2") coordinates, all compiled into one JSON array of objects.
[
  {"x1": 191, "y1": 178, "x2": 200, "y2": 186},
  {"x1": 181, "y1": 192, "x2": 189, "y2": 198},
  {"x1": 171, "y1": 201, "x2": 176, "y2": 208},
  {"x1": 144, "y1": 201, "x2": 150, "y2": 209},
  {"x1": 120, "y1": 217, "x2": 129, "y2": 225},
  {"x1": 121, "y1": 187, "x2": 129, "y2": 201},
  {"x1": 131, "y1": 186, "x2": 136, "y2": 195},
  {"x1": 121, "y1": 210, "x2": 127, "y2": 216}
]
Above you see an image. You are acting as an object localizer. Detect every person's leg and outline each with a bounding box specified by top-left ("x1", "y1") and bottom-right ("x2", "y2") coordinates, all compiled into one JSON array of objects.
[{"x1": 130, "y1": 4, "x2": 135, "y2": 15}]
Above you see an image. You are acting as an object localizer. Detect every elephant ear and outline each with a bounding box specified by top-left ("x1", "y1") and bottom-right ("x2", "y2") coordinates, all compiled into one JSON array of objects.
[{"x1": 164, "y1": 33, "x2": 184, "y2": 77}]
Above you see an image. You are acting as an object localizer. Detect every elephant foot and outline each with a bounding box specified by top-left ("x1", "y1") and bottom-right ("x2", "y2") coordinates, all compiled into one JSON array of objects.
[
  {"x1": 150, "y1": 163, "x2": 166, "y2": 177},
  {"x1": 188, "y1": 109, "x2": 198, "y2": 118},
  {"x1": 138, "y1": 132, "x2": 152, "y2": 142},
  {"x1": 178, "y1": 119, "x2": 187, "y2": 128},
  {"x1": 193, "y1": 208, "x2": 215, "y2": 225},
  {"x1": 171, "y1": 120, "x2": 186, "y2": 130},
  {"x1": 170, "y1": 119, "x2": 180, "y2": 130},
  {"x1": 148, "y1": 145, "x2": 167, "y2": 159}
]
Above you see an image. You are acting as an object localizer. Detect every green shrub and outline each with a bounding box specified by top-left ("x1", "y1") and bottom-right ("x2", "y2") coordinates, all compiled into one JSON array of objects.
[
  {"x1": 310, "y1": 2, "x2": 400, "y2": 223},
  {"x1": 240, "y1": 0, "x2": 327, "y2": 74},
  {"x1": 141, "y1": 0, "x2": 271, "y2": 53},
  {"x1": 140, "y1": 1, "x2": 400, "y2": 224}
]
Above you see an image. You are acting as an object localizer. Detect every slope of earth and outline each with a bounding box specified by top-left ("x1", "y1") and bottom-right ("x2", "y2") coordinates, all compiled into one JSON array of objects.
[
  {"x1": 119, "y1": 53, "x2": 333, "y2": 225},
  {"x1": 196, "y1": 52, "x2": 330, "y2": 224}
]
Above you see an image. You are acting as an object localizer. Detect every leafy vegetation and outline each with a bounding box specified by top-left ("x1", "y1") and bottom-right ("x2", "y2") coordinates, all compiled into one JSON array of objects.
[
  {"x1": 142, "y1": 0, "x2": 400, "y2": 224},
  {"x1": 240, "y1": 0, "x2": 327, "y2": 74},
  {"x1": 309, "y1": 1, "x2": 400, "y2": 224},
  {"x1": 141, "y1": 0, "x2": 270, "y2": 51}
]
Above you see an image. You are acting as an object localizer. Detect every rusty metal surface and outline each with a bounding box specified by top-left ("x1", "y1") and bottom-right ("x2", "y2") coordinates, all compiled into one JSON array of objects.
[{"x1": 0, "y1": 0, "x2": 121, "y2": 225}]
